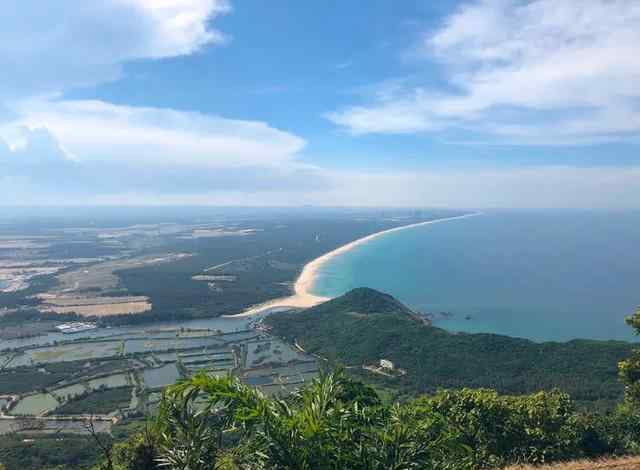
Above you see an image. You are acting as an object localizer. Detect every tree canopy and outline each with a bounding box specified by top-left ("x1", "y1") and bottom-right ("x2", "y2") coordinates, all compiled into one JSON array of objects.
[
  {"x1": 619, "y1": 307, "x2": 640, "y2": 405},
  {"x1": 97, "y1": 369, "x2": 640, "y2": 470}
]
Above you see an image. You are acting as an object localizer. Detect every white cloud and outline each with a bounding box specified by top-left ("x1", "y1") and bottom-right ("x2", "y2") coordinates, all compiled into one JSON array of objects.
[
  {"x1": 127, "y1": 0, "x2": 231, "y2": 57},
  {"x1": 0, "y1": 99, "x2": 319, "y2": 199},
  {"x1": 2, "y1": 0, "x2": 639, "y2": 209},
  {"x1": 0, "y1": 0, "x2": 320, "y2": 200},
  {"x1": 0, "y1": 115, "x2": 324, "y2": 204},
  {"x1": 328, "y1": 0, "x2": 640, "y2": 144},
  {"x1": 4, "y1": 99, "x2": 305, "y2": 168},
  {"x1": 0, "y1": 0, "x2": 230, "y2": 99},
  {"x1": 2, "y1": 124, "x2": 639, "y2": 209}
]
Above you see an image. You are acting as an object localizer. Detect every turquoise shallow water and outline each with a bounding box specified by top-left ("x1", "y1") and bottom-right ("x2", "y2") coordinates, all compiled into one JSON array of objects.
[{"x1": 311, "y1": 210, "x2": 640, "y2": 342}]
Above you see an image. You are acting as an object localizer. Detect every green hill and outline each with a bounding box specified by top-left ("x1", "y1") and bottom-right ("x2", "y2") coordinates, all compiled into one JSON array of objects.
[
  {"x1": 301, "y1": 287, "x2": 416, "y2": 317},
  {"x1": 266, "y1": 288, "x2": 634, "y2": 408}
]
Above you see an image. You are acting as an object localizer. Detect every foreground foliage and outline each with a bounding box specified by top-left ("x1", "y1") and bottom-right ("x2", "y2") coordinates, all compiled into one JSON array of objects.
[
  {"x1": 97, "y1": 369, "x2": 640, "y2": 470},
  {"x1": 619, "y1": 307, "x2": 640, "y2": 406}
]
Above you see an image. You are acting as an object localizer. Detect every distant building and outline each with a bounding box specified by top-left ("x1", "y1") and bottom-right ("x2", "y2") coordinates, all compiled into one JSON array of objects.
[
  {"x1": 379, "y1": 359, "x2": 394, "y2": 370},
  {"x1": 56, "y1": 322, "x2": 97, "y2": 334}
]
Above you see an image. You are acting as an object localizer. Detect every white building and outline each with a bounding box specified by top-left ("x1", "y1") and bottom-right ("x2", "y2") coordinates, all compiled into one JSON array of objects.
[
  {"x1": 56, "y1": 322, "x2": 97, "y2": 334},
  {"x1": 379, "y1": 359, "x2": 394, "y2": 370}
]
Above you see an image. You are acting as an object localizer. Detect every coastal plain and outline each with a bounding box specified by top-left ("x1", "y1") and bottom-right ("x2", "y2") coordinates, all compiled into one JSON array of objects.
[
  {"x1": 0, "y1": 208, "x2": 463, "y2": 437},
  {"x1": 1, "y1": 207, "x2": 638, "y2": 469}
]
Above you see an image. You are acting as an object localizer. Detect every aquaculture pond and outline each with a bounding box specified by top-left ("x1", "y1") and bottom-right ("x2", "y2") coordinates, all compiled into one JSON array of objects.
[
  {"x1": 184, "y1": 363, "x2": 233, "y2": 374},
  {"x1": 7, "y1": 341, "x2": 121, "y2": 368},
  {"x1": 124, "y1": 336, "x2": 223, "y2": 354},
  {"x1": 0, "y1": 310, "x2": 259, "y2": 352},
  {"x1": 142, "y1": 364, "x2": 181, "y2": 389},
  {"x1": 0, "y1": 310, "x2": 319, "y2": 424},
  {"x1": 180, "y1": 352, "x2": 233, "y2": 365},
  {"x1": 11, "y1": 393, "x2": 59, "y2": 416},
  {"x1": 246, "y1": 339, "x2": 305, "y2": 368},
  {"x1": 244, "y1": 376, "x2": 275, "y2": 386},
  {"x1": 87, "y1": 373, "x2": 130, "y2": 390},
  {"x1": 154, "y1": 352, "x2": 178, "y2": 363}
]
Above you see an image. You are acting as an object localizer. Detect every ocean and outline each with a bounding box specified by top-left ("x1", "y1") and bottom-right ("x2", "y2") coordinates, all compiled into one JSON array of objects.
[{"x1": 311, "y1": 210, "x2": 640, "y2": 342}]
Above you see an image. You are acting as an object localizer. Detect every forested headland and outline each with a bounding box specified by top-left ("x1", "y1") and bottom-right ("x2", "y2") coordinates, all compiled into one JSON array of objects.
[
  {"x1": 266, "y1": 288, "x2": 636, "y2": 409},
  {"x1": 80, "y1": 289, "x2": 640, "y2": 470}
]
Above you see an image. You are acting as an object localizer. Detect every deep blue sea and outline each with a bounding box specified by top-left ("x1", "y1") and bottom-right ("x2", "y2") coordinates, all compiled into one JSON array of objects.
[{"x1": 311, "y1": 210, "x2": 640, "y2": 342}]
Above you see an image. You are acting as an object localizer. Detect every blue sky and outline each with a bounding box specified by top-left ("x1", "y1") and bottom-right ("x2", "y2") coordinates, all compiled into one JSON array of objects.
[{"x1": 1, "y1": 0, "x2": 640, "y2": 207}]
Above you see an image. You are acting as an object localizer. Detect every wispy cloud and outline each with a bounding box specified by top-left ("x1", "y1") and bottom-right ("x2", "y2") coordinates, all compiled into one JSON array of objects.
[
  {"x1": 5, "y1": 99, "x2": 305, "y2": 168},
  {"x1": 0, "y1": 99, "x2": 320, "y2": 200},
  {"x1": 0, "y1": 116, "x2": 325, "y2": 205},
  {"x1": 335, "y1": 60, "x2": 353, "y2": 70},
  {"x1": 328, "y1": 0, "x2": 640, "y2": 144}
]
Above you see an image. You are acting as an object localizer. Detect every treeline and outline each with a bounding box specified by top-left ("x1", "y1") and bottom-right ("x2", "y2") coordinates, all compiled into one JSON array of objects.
[
  {"x1": 0, "y1": 433, "x2": 109, "y2": 470},
  {"x1": 0, "y1": 273, "x2": 58, "y2": 309},
  {"x1": 0, "y1": 308, "x2": 80, "y2": 328}
]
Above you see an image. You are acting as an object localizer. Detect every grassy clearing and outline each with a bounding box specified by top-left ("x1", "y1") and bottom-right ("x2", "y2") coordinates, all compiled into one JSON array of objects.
[
  {"x1": 45, "y1": 300, "x2": 151, "y2": 316},
  {"x1": 31, "y1": 350, "x2": 66, "y2": 361}
]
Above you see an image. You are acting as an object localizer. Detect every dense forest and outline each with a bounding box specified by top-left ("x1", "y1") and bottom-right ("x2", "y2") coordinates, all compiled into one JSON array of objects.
[{"x1": 266, "y1": 288, "x2": 636, "y2": 409}]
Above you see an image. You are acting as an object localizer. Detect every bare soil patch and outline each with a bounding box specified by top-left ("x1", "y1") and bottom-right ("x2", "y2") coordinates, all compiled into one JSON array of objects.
[
  {"x1": 504, "y1": 457, "x2": 640, "y2": 470},
  {"x1": 39, "y1": 296, "x2": 151, "y2": 317}
]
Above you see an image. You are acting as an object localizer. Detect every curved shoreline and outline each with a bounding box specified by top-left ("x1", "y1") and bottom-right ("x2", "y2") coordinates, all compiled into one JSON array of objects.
[{"x1": 229, "y1": 212, "x2": 482, "y2": 317}]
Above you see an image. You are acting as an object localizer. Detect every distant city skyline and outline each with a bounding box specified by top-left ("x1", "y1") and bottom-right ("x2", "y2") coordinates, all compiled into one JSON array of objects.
[{"x1": 1, "y1": 0, "x2": 639, "y2": 208}]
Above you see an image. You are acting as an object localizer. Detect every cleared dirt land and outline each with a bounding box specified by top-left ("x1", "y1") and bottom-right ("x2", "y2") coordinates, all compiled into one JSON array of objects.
[
  {"x1": 35, "y1": 253, "x2": 190, "y2": 317},
  {"x1": 505, "y1": 457, "x2": 640, "y2": 470},
  {"x1": 38, "y1": 295, "x2": 151, "y2": 316},
  {"x1": 53, "y1": 253, "x2": 190, "y2": 294}
]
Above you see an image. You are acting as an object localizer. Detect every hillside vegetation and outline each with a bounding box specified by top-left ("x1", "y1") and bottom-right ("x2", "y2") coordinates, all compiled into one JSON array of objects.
[
  {"x1": 79, "y1": 291, "x2": 640, "y2": 470},
  {"x1": 266, "y1": 288, "x2": 635, "y2": 408},
  {"x1": 88, "y1": 368, "x2": 640, "y2": 470}
]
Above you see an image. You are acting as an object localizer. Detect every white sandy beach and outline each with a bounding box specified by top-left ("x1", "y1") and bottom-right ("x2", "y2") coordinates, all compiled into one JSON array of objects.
[{"x1": 231, "y1": 212, "x2": 482, "y2": 317}]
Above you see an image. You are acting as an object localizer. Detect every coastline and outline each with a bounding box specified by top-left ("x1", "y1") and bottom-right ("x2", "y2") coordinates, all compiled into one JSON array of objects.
[{"x1": 230, "y1": 212, "x2": 482, "y2": 317}]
